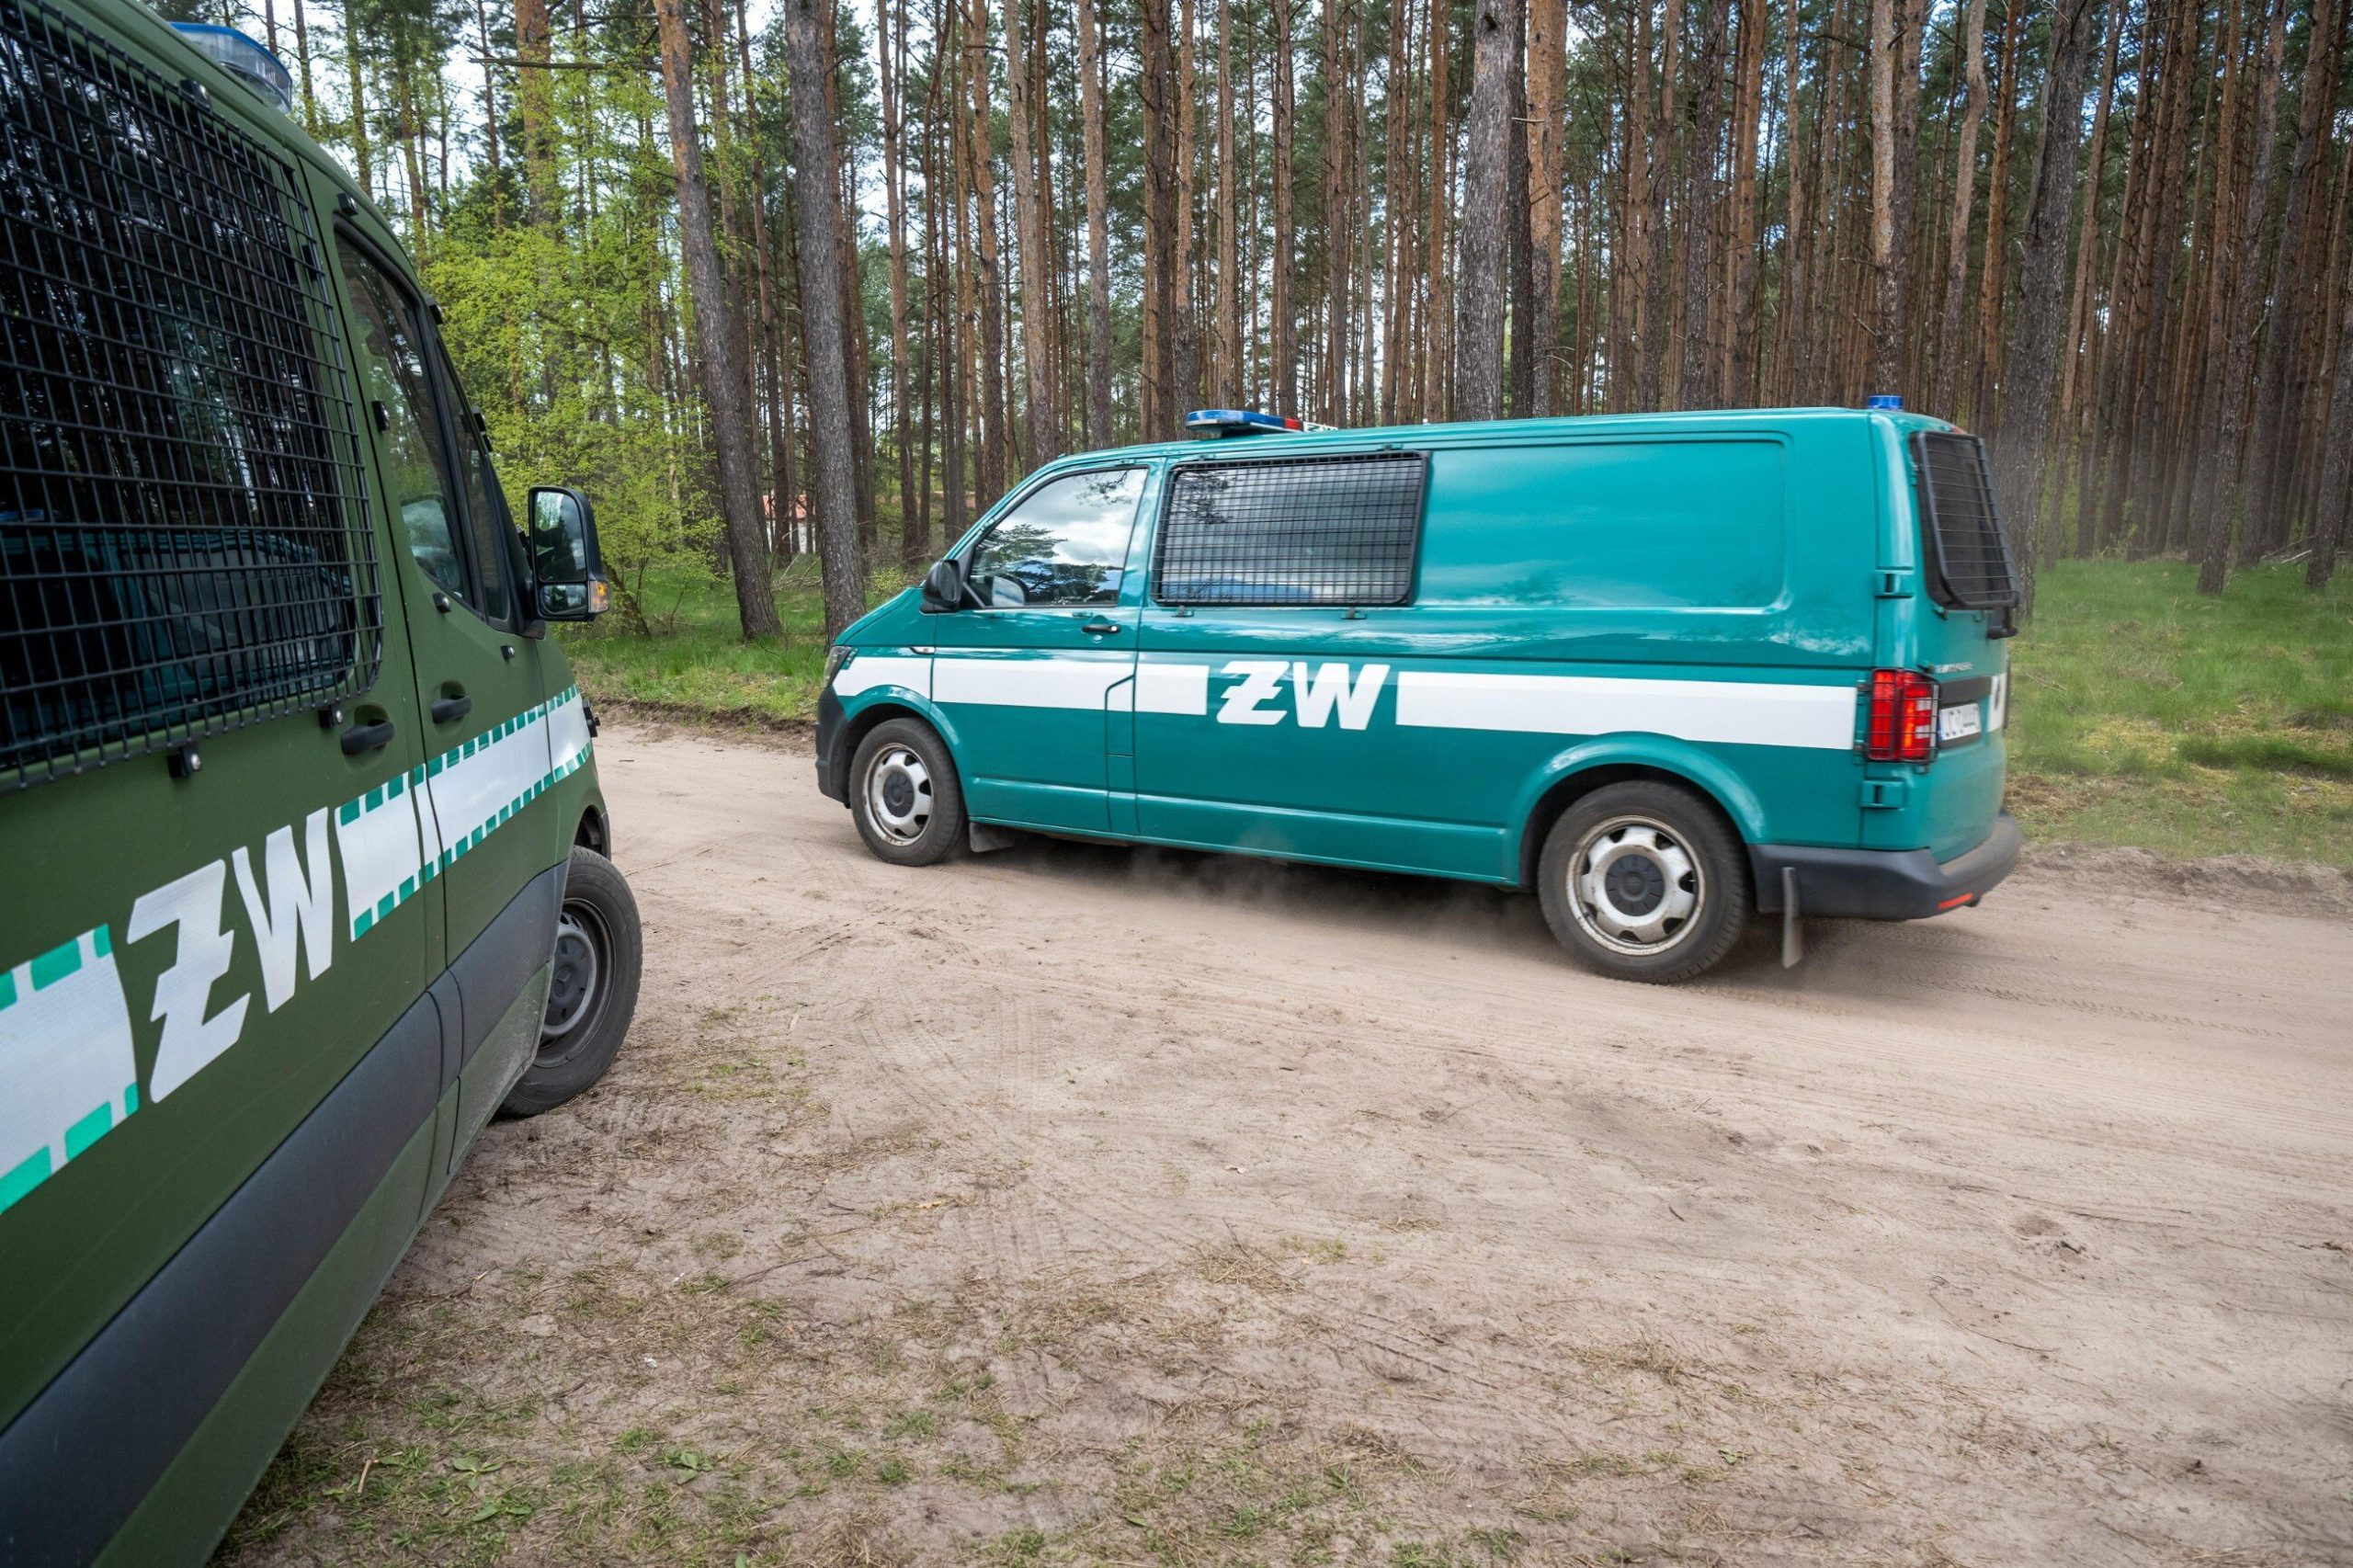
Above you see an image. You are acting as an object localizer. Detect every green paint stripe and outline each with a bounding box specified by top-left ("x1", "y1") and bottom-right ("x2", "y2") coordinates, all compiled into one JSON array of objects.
[
  {"x1": 28, "y1": 936, "x2": 83, "y2": 992},
  {"x1": 398, "y1": 876, "x2": 416, "y2": 900},
  {"x1": 353, "y1": 909, "x2": 375, "y2": 937},
  {"x1": 0, "y1": 969, "x2": 14, "y2": 1011},
  {"x1": 0, "y1": 1147, "x2": 52, "y2": 1214},
  {"x1": 375, "y1": 892, "x2": 395, "y2": 921},
  {"x1": 340, "y1": 799, "x2": 361, "y2": 824},
  {"x1": 366, "y1": 785, "x2": 383, "y2": 811},
  {"x1": 124, "y1": 1081, "x2": 139, "y2": 1113},
  {"x1": 63, "y1": 1101, "x2": 112, "y2": 1161},
  {"x1": 92, "y1": 925, "x2": 112, "y2": 959}
]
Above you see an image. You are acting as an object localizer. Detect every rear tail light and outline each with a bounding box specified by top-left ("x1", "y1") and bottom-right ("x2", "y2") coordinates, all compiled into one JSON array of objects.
[{"x1": 1865, "y1": 669, "x2": 1938, "y2": 762}]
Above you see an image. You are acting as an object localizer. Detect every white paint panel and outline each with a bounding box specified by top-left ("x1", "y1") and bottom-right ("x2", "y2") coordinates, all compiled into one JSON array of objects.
[
  {"x1": 834, "y1": 654, "x2": 932, "y2": 699},
  {"x1": 0, "y1": 926, "x2": 138, "y2": 1212},
  {"x1": 549, "y1": 690, "x2": 592, "y2": 772},
  {"x1": 335, "y1": 780, "x2": 426, "y2": 939},
  {"x1": 1135, "y1": 660, "x2": 1211, "y2": 716},
  {"x1": 1393, "y1": 670, "x2": 1856, "y2": 750},
  {"x1": 934, "y1": 654, "x2": 1134, "y2": 710},
  {"x1": 430, "y1": 717, "x2": 550, "y2": 858},
  {"x1": 1989, "y1": 672, "x2": 2009, "y2": 732}
]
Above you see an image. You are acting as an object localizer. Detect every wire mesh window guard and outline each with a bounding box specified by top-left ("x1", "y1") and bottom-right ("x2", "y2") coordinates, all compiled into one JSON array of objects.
[
  {"x1": 1, "y1": 0, "x2": 381, "y2": 791},
  {"x1": 1910, "y1": 432, "x2": 2019, "y2": 610},
  {"x1": 1154, "y1": 450, "x2": 1427, "y2": 607}
]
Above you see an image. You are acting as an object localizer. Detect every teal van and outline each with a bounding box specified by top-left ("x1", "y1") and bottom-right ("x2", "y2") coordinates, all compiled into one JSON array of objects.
[
  {"x1": 816, "y1": 407, "x2": 2021, "y2": 983},
  {"x1": 1, "y1": 0, "x2": 639, "y2": 1559}
]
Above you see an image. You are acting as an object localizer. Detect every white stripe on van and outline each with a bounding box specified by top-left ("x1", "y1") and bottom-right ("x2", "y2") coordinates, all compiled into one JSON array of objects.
[
  {"x1": 934, "y1": 654, "x2": 1135, "y2": 710},
  {"x1": 1136, "y1": 661, "x2": 1211, "y2": 715},
  {"x1": 1392, "y1": 670, "x2": 1856, "y2": 750},
  {"x1": 834, "y1": 655, "x2": 932, "y2": 699}
]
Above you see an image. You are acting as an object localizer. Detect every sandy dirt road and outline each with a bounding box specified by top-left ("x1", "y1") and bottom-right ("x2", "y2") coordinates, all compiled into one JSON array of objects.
[{"x1": 232, "y1": 725, "x2": 2353, "y2": 1566}]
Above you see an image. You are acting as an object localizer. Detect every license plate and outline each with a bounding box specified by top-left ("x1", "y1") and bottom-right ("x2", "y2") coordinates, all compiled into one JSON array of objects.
[{"x1": 1938, "y1": 703, "x2": 1984, "y2": 743}]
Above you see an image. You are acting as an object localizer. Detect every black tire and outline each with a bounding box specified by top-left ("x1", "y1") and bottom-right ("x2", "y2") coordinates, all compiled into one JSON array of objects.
[
  {"x1": 1536, "y1": 781, "x2": 1751, "y2": 984},
  {"x1": 503, "y1": 846, "x2": 643, "y2": 1117},
  {"x1": 849, "y1": 718, "x2": 968, "y2": 867}
]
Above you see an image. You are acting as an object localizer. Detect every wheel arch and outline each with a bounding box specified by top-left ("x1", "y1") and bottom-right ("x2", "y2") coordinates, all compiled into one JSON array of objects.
[
  {"x1": 574, "y1": 801, "x2": 609, "y2": 857},
  {"x1": 831, "y1": 696, "x2": 960, "y2": 799},
  {"x1": 1512, "y1": 741, "x2": 1766, "y2": 892}
]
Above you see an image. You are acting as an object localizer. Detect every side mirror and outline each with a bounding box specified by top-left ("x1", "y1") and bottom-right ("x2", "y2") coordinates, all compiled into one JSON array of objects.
[
  {"x1": 920, "y1": 557, "x2": 967, "y2": 613},
  {"x1": 529, "y1": 485, "x2": 608, "y2": 621}
]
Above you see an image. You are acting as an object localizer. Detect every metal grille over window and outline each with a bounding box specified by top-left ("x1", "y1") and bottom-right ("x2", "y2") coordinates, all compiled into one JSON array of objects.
[
  {"x1": 1910, "y1": 432, "x2": 2019, "y2": 610},
  {"x1": 1155, "y1": 451, "x2": 1427, "y2": 607},
  {"x1": 0, "y1": 0, "x2": 380, "y2": 791}
]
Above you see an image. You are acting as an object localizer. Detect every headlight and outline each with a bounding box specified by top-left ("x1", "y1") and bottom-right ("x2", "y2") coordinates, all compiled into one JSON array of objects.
[{"x1": 822, "y1": 644, "x2": 854, "y2": 689}]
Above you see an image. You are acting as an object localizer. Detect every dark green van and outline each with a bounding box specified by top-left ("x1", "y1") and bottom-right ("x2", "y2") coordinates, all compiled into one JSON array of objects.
[
  {"x1": 816, "y1": 406, "x2": 2020, "y2": 983},
  {"x1": 0, "y1": 1, "x2": 642, "y2": 1559}
]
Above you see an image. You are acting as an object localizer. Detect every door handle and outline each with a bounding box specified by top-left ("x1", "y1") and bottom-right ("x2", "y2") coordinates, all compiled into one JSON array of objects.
[
  {"x1": 340, "y1": 717, "x2": 396, "y2": 756},
  {"x1": 431, "y1": 693, "x2": 473, "y2": 722},
  {"x1": 1080, "y1": 619, "x2": 1123, "y2": 636}
]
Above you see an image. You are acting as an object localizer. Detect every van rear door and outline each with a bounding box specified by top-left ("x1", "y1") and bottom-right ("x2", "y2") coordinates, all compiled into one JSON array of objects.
[{"x1": 1878, "y1": 428, "x2": 2014, "y2": 860}]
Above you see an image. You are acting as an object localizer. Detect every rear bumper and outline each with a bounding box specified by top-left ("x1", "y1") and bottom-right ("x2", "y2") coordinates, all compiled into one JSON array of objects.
[
  {"x1": 814, "y1": 687, "x2": 847, "y2": 803},
  {"x1": 1750, "y1": 812, "x2": 2021, "y2": 921}
]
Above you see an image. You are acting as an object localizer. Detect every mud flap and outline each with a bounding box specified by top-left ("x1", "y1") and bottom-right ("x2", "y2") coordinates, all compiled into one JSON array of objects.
[
  {"x1": 1780, "y1": 867, "x2": 1803, "y2": 969},
  {"x1": 969, "y1": 822, "x2": 1017, "y2": 854}
]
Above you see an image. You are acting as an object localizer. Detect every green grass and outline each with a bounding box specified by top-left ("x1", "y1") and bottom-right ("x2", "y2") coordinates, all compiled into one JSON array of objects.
[
  {"x1": 2008, "y1": 560, "x2": 2353, "y2": 866},
  {"x1": 556, "y1": 557, "x2": 912, "y2": 726},
  {"x1": 560, "y1": 556, "x2": 2353, "y2": 869}
]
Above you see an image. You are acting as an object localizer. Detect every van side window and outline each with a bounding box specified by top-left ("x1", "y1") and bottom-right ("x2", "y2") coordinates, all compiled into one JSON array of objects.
[
  {"x1": 1154, "y1": 452, "x2": 1425, "y2": 607},
  {"x1": 337, "y1": 246, "x2": 473, "y2": 609},
  {"x1": 430, "y1": 342, "x2": 512, "y2": 622},
  {"x1": 966, "y1": 468, "x2": 1144, "y2": 608},
  {"x1": 0, "y1": 0, "x2": 381, "y2": 791}
]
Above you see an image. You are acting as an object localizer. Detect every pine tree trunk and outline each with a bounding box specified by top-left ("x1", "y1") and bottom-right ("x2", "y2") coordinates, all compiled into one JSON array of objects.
[
  {"x1": 965, "y1": 0, "x2": 1009, "y2": 496},
  {"x1": 515, "y1": 0, "x2": 556, "y2": 222},
  {"x1": 1216, "y1": 0, "x2": 1243, "y2": 404},
  {"x1": 1321, "y1": 0, "x2": 1349, "y2": 422},
  {"x1": 2195, "y1": 0, "x2": 2284, "y2": 591},
  {"x1": 1140, "y1": 0, "x2": 1178, "y2": 434},
  {"x1": 781, "y1": 0, "x2": 869, "y2": 638},
  {"x1": 1270, "y1": 0, "x2": 1297, "y2": 416},
  {"x1": 1524, "y1": 0, "x2": 1563, "y2": 415},
  {"x1": 1454, "y1": 0, "x2": 1517, "y2": 419},
  {"x1": 1933, "y1": 0, "x2": 1986, "y2": 418},
  {"x1": 1991, "y1": 0, "x2": 2098, "y2": 615},
  {"x1": 1077, "y1": 0, "x2": 1116, "y2": 442},
  {"x1": 2241, "y1": 0, "x2": 2343, "y2": 562},
  {"x1": 655, "y1": 0, "x2": 781, "y2": 638},
  {"x1": 1002, "y1": 0, "x2": 1059, "y2": 464}
]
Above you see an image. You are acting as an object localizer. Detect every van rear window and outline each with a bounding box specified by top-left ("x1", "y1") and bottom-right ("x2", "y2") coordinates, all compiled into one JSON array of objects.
[
  {"x1": 0, "y1": 0, "x2": 381, "y2": 791},
  {"x1": 1154, "y1": 451, "x2": 1426, "y2": 607},
  {"x1": 1911, "y1": 432, "x2": 2020, "y2": 610}
]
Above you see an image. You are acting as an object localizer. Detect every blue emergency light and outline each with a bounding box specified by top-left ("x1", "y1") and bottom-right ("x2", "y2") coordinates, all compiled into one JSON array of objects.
[
  {"x1": 1867, "y1": 393, "x2": 1904, "y2": 411},
  {"x1": 172, "y1": 24, "x2": 296, "y2": 114},
  {"x1": 1184, "y1": 409, "x2": 1332, "y2": 438}
]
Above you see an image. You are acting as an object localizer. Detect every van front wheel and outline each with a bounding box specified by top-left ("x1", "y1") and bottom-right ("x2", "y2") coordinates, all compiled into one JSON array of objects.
[
  {"x1": 505, "y1": 846, "x2": 643, "y2": 1116},
  {"x1": 1537, "y1": 783, "x2": 1751, "y2": 983},
  {"x1": 850, "y1": 718, "x2": 967, "y2": 867}
]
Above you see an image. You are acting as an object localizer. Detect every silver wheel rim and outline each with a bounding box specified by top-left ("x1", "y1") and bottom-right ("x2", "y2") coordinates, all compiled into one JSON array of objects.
[
  {"x1": 1568, "y1": 815, "x2": 1703, "y2": 957},
  {"x1": 540, "y1": 903, "x2": 607, "y2": 1051},
  {"x1": 864, "y1": 744, "x2": 934, "y2": 845}
]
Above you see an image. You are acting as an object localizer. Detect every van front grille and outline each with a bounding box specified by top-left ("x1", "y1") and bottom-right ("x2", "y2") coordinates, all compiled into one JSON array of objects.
[
  {"x1": 1910, "y1": 432, "x2": 2019, "y2": 610},
  {"x1": 0, "y1": 0, "x2": 380, "y2": 791}
]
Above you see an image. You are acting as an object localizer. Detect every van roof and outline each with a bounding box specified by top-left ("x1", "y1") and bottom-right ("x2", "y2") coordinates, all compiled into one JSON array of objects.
[{"x1": 1055, "y1": 404, "x2": 1961, "y2": 471}]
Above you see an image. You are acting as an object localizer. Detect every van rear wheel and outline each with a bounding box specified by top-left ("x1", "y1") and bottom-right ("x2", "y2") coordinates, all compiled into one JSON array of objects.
[
  {"x1": 1537, "y1": 783, "x2": 1750, "y2": 983},
  {"x1": 850, "y1": 718, "x2": 967, "y2": 867}
]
